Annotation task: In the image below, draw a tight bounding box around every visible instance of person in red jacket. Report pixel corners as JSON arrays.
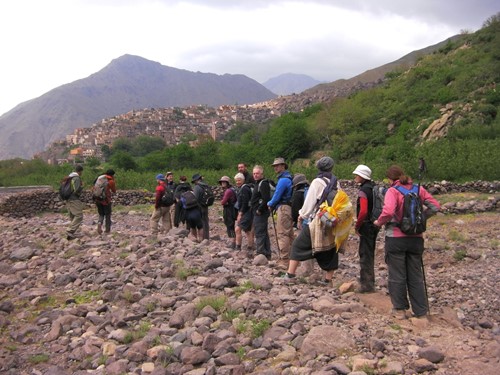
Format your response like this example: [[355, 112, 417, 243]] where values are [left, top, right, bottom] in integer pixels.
[[150, 174, 171, 236], [96, 169, 116, 234], [353, 164, 379, 293], [373, 165, 440, 320]]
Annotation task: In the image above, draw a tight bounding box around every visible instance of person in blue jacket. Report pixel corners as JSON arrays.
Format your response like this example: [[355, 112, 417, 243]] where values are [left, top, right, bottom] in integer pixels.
[[267, 157, 293, 270]]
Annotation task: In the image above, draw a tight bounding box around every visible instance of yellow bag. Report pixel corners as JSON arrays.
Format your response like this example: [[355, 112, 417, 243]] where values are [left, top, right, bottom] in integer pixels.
[[317, 189, 354, 250]]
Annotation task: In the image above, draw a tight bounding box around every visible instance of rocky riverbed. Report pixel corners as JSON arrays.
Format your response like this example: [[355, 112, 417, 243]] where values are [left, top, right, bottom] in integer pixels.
[[0, 197, 499, 375]]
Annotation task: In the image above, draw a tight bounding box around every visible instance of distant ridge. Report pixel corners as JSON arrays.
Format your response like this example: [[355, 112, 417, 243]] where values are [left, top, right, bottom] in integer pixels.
[[0, 55, 276, 159], [262, 73, 324, 95]]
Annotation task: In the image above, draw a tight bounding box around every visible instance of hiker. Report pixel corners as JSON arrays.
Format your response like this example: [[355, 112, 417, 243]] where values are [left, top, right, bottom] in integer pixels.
[[352, 164, 379, 293], [165, 171, 177, 225], [94, 169, 117, 235], [291, 173, 309, 229], [267, 157, 294, 270], [281, 156, 349, 285], [192, 173, 211, 240], [291, 173, 314, 275], [373, 165, 440, 319], [238, 162, 255, 184], [65, 165, 84, 240], [180, 188, 203, 243], [418, 157, 427, 178], [234, 172, 255, 255], [150, 174, 171, 235], [173, 176, 191, 228], [219, 175, 238, 249], [251, 165, 272, 260]]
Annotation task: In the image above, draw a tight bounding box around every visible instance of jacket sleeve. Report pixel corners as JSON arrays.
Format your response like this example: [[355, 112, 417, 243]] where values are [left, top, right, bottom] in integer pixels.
[[221, 189, 232, 206], [154, 186, 164, 208], [356, 197, 369, 230], [240, 185, 251, 213], [267, 176, 291, 208], [376, 187, 399, 226], [421, 187, 440, 217]]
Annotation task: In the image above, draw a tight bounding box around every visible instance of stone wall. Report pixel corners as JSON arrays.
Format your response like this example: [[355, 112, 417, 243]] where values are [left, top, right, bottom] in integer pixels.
[[0, 180, 498, 218]]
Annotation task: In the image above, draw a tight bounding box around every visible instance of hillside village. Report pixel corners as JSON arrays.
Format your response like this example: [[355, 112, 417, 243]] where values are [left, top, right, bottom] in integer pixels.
[[36, 101, 288, 164]]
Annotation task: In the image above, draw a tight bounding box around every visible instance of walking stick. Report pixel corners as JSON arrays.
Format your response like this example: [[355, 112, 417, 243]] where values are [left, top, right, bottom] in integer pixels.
[[421, 256, 430, 315]]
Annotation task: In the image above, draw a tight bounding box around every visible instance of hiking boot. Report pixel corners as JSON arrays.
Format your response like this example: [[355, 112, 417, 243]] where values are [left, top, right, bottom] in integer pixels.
[[280, 272, 296, 281], [317, 279, 333, 286], [356, 285, 375, 293], [392, 309, 408, 320], [97, 224, 103, 235], [66, 233, 76, 241]]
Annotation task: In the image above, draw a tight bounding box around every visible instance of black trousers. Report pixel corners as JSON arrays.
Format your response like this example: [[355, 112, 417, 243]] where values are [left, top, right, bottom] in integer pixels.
[[253, 210, 271, 257], [358, 222, 379, 290], [385, 236, 427, 316], [96, 202, 112, 231]]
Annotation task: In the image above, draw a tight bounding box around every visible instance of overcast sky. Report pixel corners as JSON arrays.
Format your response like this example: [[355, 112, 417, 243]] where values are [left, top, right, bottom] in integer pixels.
[[0, 0, 498, 116]]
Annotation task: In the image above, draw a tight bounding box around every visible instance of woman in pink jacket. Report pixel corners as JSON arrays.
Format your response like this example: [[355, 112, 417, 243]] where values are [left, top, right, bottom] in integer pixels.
[[373, 165, 440, 319]]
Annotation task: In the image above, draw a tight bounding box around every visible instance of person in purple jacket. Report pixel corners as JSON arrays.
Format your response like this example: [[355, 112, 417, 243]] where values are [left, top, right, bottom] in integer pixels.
[[374, 165, 440, 320]]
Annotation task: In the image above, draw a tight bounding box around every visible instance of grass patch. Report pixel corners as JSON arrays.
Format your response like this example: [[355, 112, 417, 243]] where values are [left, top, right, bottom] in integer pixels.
[[234, 317, 270, 338], [435, 192, 498, 205], [222, 308, 240, 322], [74, 290, 101, 304], [233, 280, 262, 296], [173, 259, 200, 280], [28, 353, 50, 364], [389, 323, 402, 331], [62, 248, 78, 259], [453, 249, 467, 261], [196, 295, 227, 313], [448, 229, 467, 242]]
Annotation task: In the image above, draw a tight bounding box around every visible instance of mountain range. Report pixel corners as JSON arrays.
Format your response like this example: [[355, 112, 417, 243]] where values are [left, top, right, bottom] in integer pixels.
[[261, 73, 325, 95], [0, 55, 276, 160], [0, 36, 460, 160]]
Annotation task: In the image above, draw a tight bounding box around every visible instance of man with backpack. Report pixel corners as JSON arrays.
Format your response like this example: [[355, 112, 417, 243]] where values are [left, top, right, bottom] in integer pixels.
[[280, 157, 344, 284], [267, 157, 294, 270], [165, 171, 177, 225], [251, 165, 272, 260], [291, 173, 309, 229], [234, 172, 255, 254], [174, 176, 191, 228], [373, 165, 440, 320], [63, 165, 84, 240], [93, 169, 116, 235], [150, 174, 172, 236], [192, 173, 213, 241], [352, 165, 379, 293]]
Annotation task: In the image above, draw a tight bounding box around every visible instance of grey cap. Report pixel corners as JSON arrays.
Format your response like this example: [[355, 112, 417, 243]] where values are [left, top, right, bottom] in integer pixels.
[[316, 156, 334, 172]]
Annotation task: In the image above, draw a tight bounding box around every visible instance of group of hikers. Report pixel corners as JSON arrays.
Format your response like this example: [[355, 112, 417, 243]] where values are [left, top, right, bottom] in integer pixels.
[[61, 156, 440, 320]]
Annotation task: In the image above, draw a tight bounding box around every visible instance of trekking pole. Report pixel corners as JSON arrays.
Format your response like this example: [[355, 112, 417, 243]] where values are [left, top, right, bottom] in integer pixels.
[[271, 209, 282, 260], [421, 256, 430, 315]]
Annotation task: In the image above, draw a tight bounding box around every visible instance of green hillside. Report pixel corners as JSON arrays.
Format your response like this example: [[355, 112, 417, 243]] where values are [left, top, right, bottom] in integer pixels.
[[313, 16, 500, 181]]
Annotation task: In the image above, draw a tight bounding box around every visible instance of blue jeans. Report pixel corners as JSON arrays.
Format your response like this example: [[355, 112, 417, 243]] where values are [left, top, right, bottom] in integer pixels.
[[385, 236, 427, 316]]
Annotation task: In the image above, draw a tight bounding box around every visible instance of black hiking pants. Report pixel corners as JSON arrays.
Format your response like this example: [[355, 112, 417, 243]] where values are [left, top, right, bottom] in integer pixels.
[[358, 222, 379, 291], [385, 236, 427, 317], [253, 209, 271, 258]]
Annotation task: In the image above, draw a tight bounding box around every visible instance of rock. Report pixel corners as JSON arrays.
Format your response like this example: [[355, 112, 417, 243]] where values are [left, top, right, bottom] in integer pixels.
[[413, 358, 437, 373], [418, 346, 445, 363]]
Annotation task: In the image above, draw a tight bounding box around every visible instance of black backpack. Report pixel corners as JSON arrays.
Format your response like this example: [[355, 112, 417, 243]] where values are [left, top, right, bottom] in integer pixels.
[[198, 184, 215, 207], [181, 191, 199, 209], [394, 184, 426, 234], [370, 184, 387, 222], [161, 187, 175, 206], [59, 176, 73, 200]]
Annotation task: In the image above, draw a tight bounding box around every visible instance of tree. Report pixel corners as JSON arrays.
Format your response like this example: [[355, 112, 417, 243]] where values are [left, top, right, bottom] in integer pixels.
[[111, 151, 137, 171]]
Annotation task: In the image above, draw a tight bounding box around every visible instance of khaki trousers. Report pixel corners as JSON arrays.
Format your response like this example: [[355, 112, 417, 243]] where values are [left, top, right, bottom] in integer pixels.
[[66, 199, 84, 235], [150, 206, 171, 234], [276, 204, 294, 262]]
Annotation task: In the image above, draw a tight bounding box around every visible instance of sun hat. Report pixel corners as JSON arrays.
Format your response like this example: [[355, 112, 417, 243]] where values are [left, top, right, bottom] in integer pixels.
[[219, 176, 231, 184], [316, 156, 334, 172], [352, 165, 372, 180], [271, 157, 288, 169], [156, 173, 165, 181], [292, 173, 308, 188], [191, 173, 202, 183]]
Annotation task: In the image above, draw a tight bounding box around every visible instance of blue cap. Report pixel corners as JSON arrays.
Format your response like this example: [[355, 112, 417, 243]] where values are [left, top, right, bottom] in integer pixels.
[[156, 174, 165, 180]]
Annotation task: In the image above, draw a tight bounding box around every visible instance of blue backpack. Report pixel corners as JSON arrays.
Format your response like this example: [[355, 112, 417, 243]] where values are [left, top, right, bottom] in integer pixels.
[[394, 184, 426, 234]]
